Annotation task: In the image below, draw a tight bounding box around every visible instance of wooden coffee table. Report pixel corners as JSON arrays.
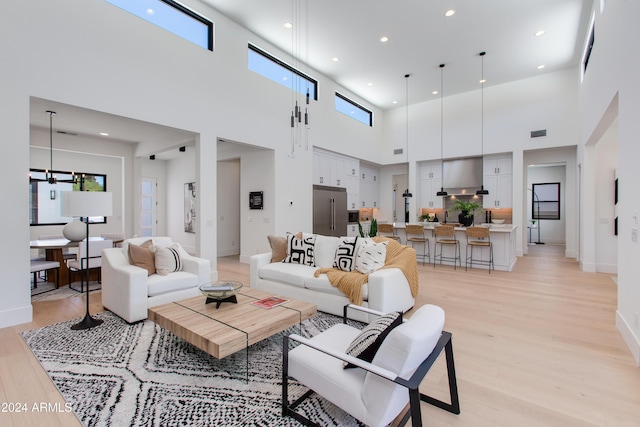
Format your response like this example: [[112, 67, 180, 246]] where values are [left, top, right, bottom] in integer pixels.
[[148, 287, 316, 360]]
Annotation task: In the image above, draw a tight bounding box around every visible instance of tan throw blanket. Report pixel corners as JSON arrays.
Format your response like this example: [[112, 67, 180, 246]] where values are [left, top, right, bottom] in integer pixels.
[[314, 237, 419, 305]]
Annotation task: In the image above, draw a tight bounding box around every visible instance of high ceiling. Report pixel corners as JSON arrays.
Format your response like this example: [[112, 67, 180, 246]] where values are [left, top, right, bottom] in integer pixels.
[[201, 0, 592, 109], [29, 1, 592, 155]]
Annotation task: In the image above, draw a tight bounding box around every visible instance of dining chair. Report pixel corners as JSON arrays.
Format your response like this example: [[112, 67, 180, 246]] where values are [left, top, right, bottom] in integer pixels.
[[68, 239, 113, 292], [30, 260, 60, 289], [433, 225, 461, 269], [465, 226, 494, 273]]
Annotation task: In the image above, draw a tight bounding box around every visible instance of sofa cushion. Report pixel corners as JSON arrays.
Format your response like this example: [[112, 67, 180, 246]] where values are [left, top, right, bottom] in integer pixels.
[[147, 271, 199, 297], [344, 311, 402, 368], [154, 243, 183, 275], [259, 262, 316, 288], [304, 274, 369, 301], [284, 233, 317, 266], [128, 240, 155, 275], [355, 241, 388, 274], [313, 235, 340, 268], [332, 236, 359, 272], [267, 235, 287, 262]]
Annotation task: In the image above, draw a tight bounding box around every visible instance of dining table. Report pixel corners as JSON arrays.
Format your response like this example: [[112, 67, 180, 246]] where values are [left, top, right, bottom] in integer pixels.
[[30, 237, 122, 286]]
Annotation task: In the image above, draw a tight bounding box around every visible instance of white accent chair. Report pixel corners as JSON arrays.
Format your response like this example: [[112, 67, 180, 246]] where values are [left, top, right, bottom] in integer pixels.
[[101, 237, 210, 323], [282, 304, 460, 427], [67, 239, 113, 292]]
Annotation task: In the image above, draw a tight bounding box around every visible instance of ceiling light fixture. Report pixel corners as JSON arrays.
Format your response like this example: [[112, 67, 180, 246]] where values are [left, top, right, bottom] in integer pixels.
[[289, 0, 311, 157], [331, 57, 339, 62], [437, 64, 448, 197], [99, 132, 109, 136], [477, 52, 489, 196], [30, 111, 78, 185], [380, 36, 389, 43], [537, 64, 545, 70], [402, 73, 413, 222], [534, 30, 545, 37], [445, 9, 455, 17]]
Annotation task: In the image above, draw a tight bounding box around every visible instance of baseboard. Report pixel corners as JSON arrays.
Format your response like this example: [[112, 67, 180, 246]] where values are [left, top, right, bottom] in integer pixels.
[[616, 310, 640, 366], [580, 259, 597, 273], [0, 304, 33, 328], [596, 263, 618, 274], [565, 249, 576, 258]]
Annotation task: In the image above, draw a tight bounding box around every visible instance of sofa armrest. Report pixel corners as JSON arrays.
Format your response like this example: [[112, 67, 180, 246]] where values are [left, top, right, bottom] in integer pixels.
[[250, 252, 272, 289], [101, 247, 150, 323], [181, 254, 211, 285], [367, 268, 415, 314]]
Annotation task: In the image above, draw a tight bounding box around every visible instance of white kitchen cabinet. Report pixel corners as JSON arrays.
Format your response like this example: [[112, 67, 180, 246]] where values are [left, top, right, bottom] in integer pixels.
[[418, 161, 443, 209], [360, 165, 379, 208], [347, 223, 360, 237], [482, 156, 512, 208]]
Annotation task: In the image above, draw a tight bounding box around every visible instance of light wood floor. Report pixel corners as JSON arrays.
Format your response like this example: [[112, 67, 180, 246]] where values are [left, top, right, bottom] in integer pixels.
[[2, 245, 639, 426]]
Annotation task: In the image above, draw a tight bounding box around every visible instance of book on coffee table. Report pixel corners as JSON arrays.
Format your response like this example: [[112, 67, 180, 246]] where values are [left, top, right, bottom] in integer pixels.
[[251, 296, 288, 309]]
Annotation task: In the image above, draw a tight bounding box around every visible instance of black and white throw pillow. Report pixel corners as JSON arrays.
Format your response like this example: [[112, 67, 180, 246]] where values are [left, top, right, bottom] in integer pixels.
[[333, 236, 359, 272], [344, 311, 402, 368], [283, 232, 316, 266], [355, 240, 388, 274]]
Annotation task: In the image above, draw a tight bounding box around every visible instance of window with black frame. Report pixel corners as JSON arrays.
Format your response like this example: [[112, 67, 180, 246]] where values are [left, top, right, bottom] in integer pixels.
[[29, 169, 107, 225], [532, 182, 560, 220]]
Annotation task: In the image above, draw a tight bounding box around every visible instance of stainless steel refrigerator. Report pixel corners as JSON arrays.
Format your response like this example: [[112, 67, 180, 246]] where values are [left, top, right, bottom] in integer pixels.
[[313, 185, 348, 237]]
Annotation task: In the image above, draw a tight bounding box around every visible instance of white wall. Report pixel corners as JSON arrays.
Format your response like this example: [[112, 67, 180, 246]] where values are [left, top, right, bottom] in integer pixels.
[[578, 0, 640, 365], [217, 159, 241, 257], [526, 165, 566, 245], [594, 122, 618, 273], [166, 147, 198, 254]]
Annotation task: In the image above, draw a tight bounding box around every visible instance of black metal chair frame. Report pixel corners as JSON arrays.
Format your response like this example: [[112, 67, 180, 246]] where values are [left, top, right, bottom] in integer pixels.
[[282, 306, 460, 427], [433, 228, 461, 270]]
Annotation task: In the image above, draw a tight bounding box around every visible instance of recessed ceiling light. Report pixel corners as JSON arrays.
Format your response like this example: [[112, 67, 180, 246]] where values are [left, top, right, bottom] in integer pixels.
[[332, 57, 339, 62], [99, 132, 109, 136], [537, 64, 545, 70], [284, 22, 293, 29], [146, 8, 155, 15], [368, 82, 374, 86], [479, 79, 486, 84], [445, 9, 455, 17], [534, 30, 545, 37], [432, 90, 439, 95], [392, 100, 398, 104], [380, 36, 389, 43]]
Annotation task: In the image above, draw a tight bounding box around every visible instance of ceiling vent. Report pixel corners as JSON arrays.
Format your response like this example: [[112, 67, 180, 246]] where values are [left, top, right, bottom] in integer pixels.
[[393, 148, 403, 155], [530, 129, 547, 138]]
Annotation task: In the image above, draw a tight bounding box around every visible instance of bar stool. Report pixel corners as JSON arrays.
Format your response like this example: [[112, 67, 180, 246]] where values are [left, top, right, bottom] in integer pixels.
[[377, 223, 400, 242], [465, 226, 494, 273], [433, 225, 461, 269], [405, 224, 430, 265]]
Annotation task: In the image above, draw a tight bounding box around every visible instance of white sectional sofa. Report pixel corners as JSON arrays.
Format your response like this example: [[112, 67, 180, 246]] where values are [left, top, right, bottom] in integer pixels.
[[102, 237, 210, 323], [250, 234, 416, 321]]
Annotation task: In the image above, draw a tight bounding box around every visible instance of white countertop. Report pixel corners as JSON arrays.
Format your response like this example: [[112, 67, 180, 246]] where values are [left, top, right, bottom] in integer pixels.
[[388, 222, 518, 232]]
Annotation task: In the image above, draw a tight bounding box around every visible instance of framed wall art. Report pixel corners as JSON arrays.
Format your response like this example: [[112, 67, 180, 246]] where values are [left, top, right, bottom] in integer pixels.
[[184, 182, 196, 233]]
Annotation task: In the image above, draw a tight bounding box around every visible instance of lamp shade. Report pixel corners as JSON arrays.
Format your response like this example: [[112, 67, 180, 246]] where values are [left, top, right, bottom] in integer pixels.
[[61, 191, 113, 217]]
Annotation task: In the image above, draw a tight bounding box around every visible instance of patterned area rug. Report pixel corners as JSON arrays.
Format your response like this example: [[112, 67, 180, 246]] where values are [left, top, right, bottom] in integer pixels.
[[21, 311, 363, 426]]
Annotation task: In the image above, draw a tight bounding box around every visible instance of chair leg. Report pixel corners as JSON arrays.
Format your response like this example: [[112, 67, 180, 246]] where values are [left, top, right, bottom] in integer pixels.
[[418, 332, 460, 415], [408, 388, 423, 427]]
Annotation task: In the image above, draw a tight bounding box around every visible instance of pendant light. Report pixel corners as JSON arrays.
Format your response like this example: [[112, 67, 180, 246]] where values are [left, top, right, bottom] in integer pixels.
[[402, 74, 412, 222], [436, 64, 448, 197], [288, 0, 310, 156], [476, 51, 489, 195], [29, 110, 77, 185]]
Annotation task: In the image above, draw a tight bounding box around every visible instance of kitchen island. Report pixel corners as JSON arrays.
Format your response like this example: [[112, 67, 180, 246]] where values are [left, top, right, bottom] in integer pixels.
[[391, 223, 517, 272]]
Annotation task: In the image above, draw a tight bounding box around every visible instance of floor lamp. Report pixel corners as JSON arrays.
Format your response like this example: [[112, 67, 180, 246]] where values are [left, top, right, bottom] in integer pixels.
[[61, 191, 113, 330], [527, 187, 544, 244]]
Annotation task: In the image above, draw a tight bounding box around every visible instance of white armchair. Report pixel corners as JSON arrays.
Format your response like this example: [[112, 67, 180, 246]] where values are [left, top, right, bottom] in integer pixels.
[[101, 237, 210, 323], [282, 304, 460, 427]]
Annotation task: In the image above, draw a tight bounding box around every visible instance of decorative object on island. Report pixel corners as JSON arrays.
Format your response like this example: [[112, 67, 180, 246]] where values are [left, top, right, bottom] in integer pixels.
[[476, 52, 490, 196], [436, 63, 448, 197], [419, 213, 439, 222], [402, 189, 412, 223], [448, 199, 482, 227], [61, 190, 113, 330]]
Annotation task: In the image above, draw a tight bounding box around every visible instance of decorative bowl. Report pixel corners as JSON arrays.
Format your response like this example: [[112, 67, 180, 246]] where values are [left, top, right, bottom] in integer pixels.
[[491, 219, 505, 224], [200, 281, 242, 299]]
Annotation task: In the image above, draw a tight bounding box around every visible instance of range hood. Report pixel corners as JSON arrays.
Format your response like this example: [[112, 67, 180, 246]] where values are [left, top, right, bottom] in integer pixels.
[[442, 157, 483, 195]]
